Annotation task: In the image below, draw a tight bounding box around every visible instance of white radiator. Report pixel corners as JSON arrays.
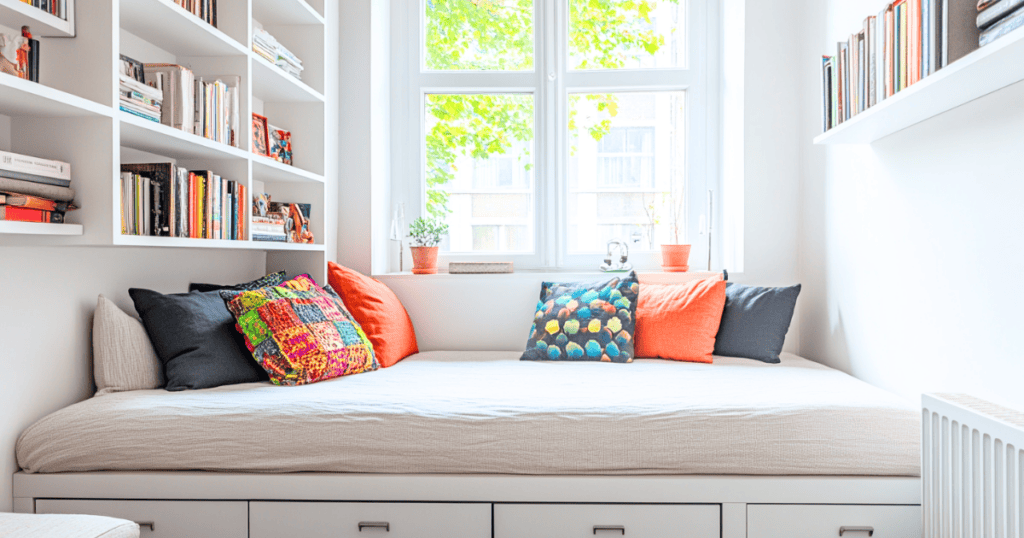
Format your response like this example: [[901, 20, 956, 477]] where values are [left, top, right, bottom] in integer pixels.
[[922, 394, 1024, 538]]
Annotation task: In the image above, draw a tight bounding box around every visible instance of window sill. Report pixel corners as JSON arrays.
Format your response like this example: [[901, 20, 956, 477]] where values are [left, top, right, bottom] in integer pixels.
[[374, 270, 723, 283]]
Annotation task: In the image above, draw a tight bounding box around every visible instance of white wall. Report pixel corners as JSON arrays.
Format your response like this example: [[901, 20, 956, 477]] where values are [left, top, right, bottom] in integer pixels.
[[0, 248, 265, 512], [799, 0, 1024, 411]]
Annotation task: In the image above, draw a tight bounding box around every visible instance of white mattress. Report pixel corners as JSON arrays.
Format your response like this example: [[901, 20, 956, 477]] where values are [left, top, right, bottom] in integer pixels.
[[17, 352, 921, 476]]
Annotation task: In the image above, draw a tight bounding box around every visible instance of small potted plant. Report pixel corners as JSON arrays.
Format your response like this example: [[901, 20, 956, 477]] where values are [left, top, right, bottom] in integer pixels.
[[408, 217, 449, 274], [659, 189, 691, 272]]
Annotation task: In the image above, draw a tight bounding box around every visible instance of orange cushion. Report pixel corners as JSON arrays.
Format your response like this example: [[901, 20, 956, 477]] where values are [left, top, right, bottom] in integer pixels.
[[327, 262, 419, 368], [634, 276, 727, 364]]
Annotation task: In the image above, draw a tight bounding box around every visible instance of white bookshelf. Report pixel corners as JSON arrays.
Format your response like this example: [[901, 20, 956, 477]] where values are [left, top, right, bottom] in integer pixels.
[[0, 0, 334, 277], [815, 25, 1024, 145]]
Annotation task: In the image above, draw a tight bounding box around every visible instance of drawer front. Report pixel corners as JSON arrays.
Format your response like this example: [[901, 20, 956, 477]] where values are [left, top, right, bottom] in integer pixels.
[[747, 504, 922, 538], [494, 503, 720, 538], [35, 499, 248, 538], [250, 502, 491, 538]]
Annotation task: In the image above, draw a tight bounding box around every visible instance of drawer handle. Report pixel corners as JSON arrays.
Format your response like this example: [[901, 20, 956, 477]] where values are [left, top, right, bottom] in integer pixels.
[[594, 525, 625, 535], [839, 527, 874, 537], [358, 521, 390, 532], [135, 521, 155, 531]]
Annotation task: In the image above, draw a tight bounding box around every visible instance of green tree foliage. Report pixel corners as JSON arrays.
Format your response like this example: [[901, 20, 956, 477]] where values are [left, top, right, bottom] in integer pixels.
[[424, 0, 677, 218]]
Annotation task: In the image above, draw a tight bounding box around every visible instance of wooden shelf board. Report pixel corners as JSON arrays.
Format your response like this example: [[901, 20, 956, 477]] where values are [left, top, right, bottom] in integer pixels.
[[0, 74, 111, 118], [120, 0, 246, 57], [816, 26, 1024, 145], [251, 53, 324, 103], [115, 234, 325, 251], [0, 221, 83, 235], [252, 0, 324, 26], [119, 112, 249, 162], [0, 0, 73, 37], [252, 156, 324, 184]]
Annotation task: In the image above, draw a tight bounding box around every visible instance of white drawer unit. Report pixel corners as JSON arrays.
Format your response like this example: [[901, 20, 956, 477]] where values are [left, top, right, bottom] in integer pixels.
[[494, 503, 720, 538], [249, 502, 491, 538], [747, 504, 922, 538], [34, 499, 248, 538]]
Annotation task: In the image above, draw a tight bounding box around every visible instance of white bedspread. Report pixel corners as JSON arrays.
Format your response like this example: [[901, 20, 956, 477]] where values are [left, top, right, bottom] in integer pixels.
[[17, 352, 920, 476]]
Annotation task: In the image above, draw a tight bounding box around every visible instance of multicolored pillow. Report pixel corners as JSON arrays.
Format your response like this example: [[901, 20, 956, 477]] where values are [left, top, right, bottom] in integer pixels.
[[221, 274, 378, 386], [521, 272, 640, 363]]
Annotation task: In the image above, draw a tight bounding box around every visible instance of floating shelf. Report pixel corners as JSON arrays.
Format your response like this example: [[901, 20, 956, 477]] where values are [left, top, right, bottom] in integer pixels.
[[815, 26, 1024, 145], [119, 112, 249, 162], [119, 0, 246, 57], [0, 0, 73, 37], [0, 221, 83, 236], [0, 74, 110, 118], [115, 234, 326, 251], [251, 53, 324, 103], [252, 0, 323, 26], [252, 155, 325, 184]]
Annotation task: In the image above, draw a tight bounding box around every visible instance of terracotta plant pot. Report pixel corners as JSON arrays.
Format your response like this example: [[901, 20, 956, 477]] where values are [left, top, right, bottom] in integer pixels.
[[660, 244, 692, 273], [410, 246, 440, 274]]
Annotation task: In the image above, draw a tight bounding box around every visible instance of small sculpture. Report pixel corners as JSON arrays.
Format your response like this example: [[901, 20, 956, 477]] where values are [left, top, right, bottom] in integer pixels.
[[600, 240, 633, 273]]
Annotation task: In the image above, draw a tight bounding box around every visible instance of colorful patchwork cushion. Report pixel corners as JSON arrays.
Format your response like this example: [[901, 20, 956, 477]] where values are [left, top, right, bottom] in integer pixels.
[[221, 274, 378, 385], [521, 272, 640, 363]]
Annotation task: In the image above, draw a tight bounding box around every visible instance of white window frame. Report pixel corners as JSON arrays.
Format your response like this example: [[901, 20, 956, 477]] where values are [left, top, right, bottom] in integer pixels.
[[390, 0, 721, 271]]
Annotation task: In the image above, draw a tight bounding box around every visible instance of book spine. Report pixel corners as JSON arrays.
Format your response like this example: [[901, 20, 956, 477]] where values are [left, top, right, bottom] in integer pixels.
[[980, 5, 1024, 44], [0, 206, 63, 223], [0, 169, 71, 188], [120, 106, 161, 123], [0, 150, 71, 180], [978, 0, 1024, 28]]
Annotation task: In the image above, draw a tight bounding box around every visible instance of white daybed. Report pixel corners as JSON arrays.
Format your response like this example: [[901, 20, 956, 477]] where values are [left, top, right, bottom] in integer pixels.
[[14, 351, 923, 538]]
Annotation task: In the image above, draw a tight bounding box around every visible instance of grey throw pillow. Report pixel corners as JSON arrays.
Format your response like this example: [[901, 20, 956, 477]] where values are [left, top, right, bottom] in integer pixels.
[[713, 283, 801, 363], [93, 295, 164, 395]]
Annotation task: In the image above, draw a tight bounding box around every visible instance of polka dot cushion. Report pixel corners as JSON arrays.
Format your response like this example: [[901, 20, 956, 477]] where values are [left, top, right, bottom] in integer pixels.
[[221, 274, 378, 385], [521, 271, 640, 363]]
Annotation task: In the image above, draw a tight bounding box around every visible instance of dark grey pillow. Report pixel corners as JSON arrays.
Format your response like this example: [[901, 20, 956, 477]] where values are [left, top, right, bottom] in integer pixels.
[[129, 288, 269, 391], [188, 271, 287, 293], [713, 283, 801, 364]]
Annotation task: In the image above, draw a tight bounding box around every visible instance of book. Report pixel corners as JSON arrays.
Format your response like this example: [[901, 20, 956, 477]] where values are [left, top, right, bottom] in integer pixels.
[[0, 169, 71, 188], [909, 0, 922, 86], [0, 205, 64, 223], [0, 192, 74, 212], [944, 0, 982, 65], [978, 0, 1024, 28], [143, 64, 195, 134], [0, 176, 74, 202], [0, 150, 71, 181], [886, 4, 895, 97], [980, 3, 1024, 43]]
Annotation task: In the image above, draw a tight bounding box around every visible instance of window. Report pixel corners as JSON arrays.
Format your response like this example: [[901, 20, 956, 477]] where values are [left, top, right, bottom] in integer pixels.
[[392, 0, 719, 269]]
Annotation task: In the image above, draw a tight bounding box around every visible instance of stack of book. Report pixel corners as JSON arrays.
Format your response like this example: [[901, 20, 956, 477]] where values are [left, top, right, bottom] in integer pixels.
[[820, 0, 986, 132], [173, 0, 217, 27], [20, 0, 68, 20], [121, 163, 245, 240], [119, 55, 163, 124], [252, 26, 304, 81], [978, 0, 1024, 46], [0, 150, 76, 224], [251, 194, 314, 243], [142, 64, 239, 148]]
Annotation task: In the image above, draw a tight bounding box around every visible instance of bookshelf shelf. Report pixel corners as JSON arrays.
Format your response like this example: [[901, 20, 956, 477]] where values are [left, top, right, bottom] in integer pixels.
[[119, 113, 249, 162], [252, 156, 325, 184], [0, 74, 111, 118], [815, 26, 1024, 145], [252, 0, 323, 26], [0, 221, 83, 235], [114, 234, 325, 251], [0, 0, 73, 37], [251, 53, 324, 103], [119, 0, 246, 57]]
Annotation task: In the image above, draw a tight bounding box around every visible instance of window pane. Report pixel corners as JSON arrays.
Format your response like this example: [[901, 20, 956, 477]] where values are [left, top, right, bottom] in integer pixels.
[[424, 0, 534, 71], [425, 93, 535, 253], [568, 0, 685, 70], [568, 91, 686, 253]]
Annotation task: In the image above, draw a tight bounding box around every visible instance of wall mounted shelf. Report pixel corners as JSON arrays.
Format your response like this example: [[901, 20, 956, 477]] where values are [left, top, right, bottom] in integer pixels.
[[815, 26, 1024, 145]]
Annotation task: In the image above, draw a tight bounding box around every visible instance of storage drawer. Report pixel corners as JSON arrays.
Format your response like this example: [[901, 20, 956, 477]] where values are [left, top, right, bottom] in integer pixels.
[[250, 502, 491, 538], [494, 503, 720, 538], [747, 504, 921, 538], [35, 499, 248, 538]]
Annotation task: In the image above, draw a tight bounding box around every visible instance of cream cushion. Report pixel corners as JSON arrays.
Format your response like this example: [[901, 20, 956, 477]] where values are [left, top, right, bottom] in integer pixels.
[[93, 295, 163, 395], [0, 513, 139, 538]]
